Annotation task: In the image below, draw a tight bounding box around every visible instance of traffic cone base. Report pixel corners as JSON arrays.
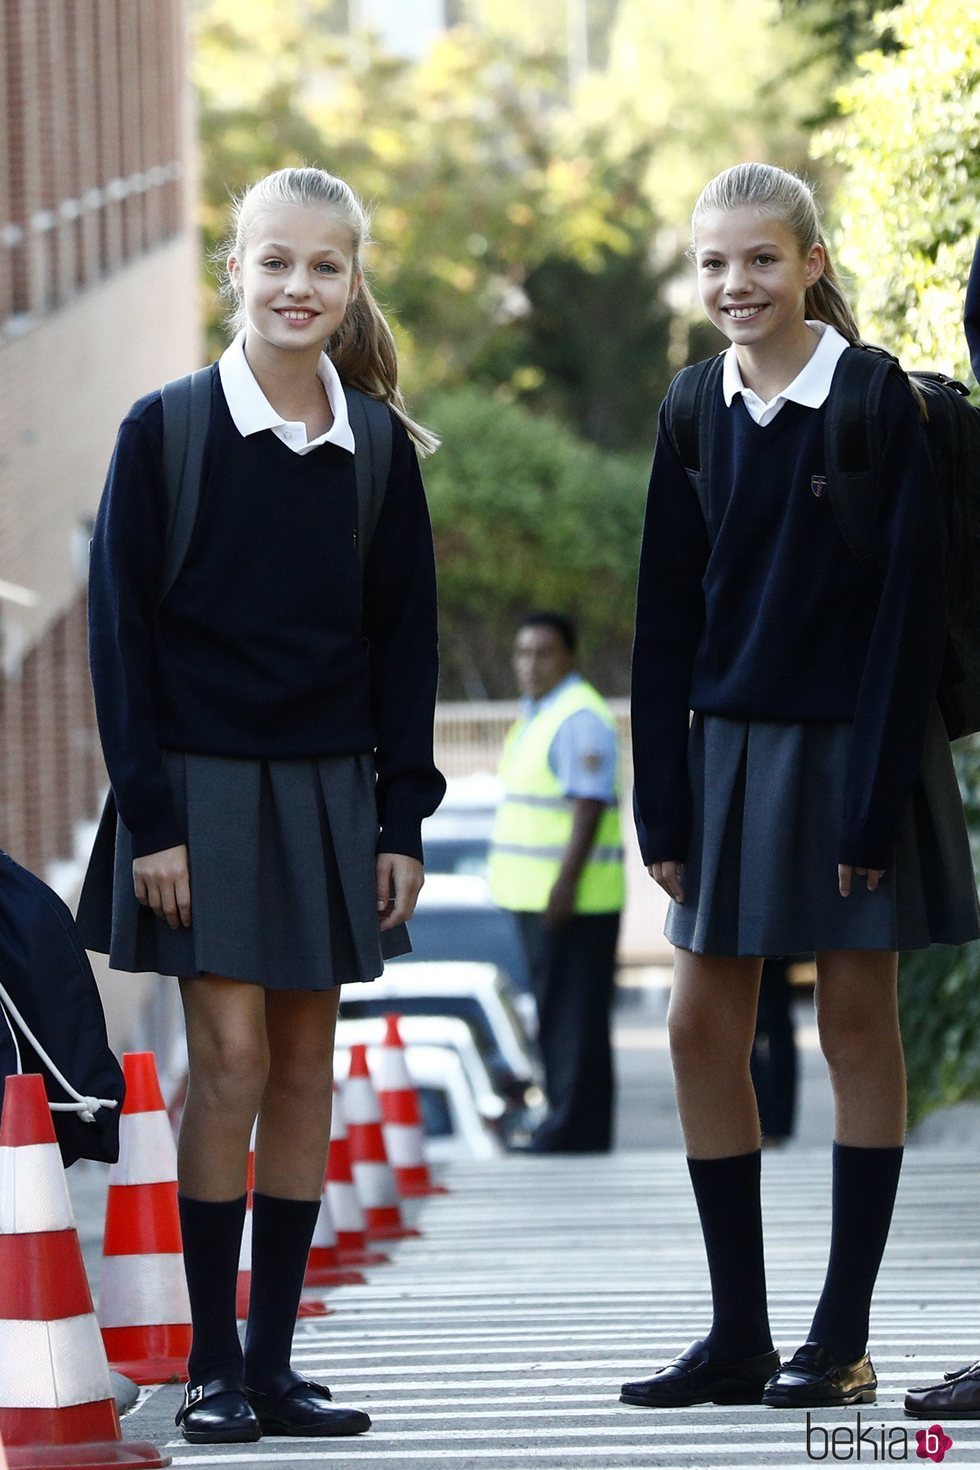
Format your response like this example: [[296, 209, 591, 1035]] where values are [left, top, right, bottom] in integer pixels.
[[336, 1239, 390, 1267], [304, 1258, 367, 1288], [100, 1321, 190, 1385], [5, 1439, 169, 1469], [305, 1190, 367, 1289], [381, 1123, 449, 1196], [363, 1207, 421, 1242], [234, 1275, 331, 1320], [394, 1165, 449, 1197]]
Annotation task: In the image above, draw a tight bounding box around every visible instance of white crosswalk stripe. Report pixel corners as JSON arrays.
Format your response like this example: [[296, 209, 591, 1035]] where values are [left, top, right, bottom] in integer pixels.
[[153, 1149, 980, 1467]]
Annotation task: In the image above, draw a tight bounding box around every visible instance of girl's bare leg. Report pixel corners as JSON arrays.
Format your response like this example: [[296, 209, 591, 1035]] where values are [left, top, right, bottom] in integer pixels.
[[668, 948, 765, 1156], [814, 949, 904, 1146], [254, 987, 341, 1198], [178, 974, 270, 1199]]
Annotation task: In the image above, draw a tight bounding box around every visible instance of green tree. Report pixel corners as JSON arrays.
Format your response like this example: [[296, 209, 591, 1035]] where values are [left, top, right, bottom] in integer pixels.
[[813, 0, 979, 378], [421, 387, 647, 696]]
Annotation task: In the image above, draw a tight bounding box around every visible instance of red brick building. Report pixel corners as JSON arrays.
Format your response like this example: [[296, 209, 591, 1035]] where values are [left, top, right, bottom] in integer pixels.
[[0, 0, 201, 880]]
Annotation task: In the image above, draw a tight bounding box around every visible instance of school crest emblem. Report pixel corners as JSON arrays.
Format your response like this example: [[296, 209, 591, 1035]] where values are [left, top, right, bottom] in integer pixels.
[[810, 475, 827, 499]]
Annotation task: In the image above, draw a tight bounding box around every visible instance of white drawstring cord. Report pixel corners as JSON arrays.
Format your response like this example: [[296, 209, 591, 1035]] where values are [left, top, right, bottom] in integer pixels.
[[0, 978, 118, 1125]]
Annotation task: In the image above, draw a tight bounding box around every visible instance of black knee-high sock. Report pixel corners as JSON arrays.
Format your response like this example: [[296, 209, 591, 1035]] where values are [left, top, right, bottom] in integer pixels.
[[178, 1193, 247, 1384], [243, 1192, 321, 1391], [687, 1150, 773, 1363], [808, 1142, 904, 1362]]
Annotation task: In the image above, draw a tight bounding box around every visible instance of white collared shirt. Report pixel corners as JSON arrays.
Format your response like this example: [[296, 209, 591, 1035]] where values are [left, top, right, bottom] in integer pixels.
[[217, 332, 356, 455], [722, 321, 849, 426]]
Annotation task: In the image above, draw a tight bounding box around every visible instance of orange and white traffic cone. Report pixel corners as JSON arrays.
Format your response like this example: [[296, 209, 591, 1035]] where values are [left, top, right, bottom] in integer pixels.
[[0, 1072, 170, 1469], [305, 1183, 366, 1288], [327, 1084, 389, 1269], [375, 1014, 448, 1197], [342, 1045, 420, 1242], [97, 1052, 191, 1384], [236, 1132, 328, 1320]]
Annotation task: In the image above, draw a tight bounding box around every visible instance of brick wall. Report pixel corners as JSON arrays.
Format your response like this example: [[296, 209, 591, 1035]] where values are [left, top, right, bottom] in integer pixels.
[[0, 0, 199, 877]]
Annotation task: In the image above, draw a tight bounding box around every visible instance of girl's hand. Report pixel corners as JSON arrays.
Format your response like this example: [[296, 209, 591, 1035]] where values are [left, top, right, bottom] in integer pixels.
[[838, 863, 885, 897], [133, 844, 191, 929], [376, 853, 424, 931], [649, 860, 685, 903]]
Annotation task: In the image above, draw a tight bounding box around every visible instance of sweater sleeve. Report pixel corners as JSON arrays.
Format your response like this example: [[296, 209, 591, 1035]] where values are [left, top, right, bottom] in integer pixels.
[[362, 416, 446, 861], [838, 372, 947, 870], [630, 401, 710, 866], [88, 396, 187, 859], [966, 235, 980, 383]]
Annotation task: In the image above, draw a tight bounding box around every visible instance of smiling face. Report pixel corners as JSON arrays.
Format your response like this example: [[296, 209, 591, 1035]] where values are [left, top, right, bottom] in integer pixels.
[[694, 206, 824, 356], [228, 202, 360, 356]]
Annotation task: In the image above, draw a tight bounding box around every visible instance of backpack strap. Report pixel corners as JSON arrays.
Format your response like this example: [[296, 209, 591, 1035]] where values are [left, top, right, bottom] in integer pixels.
[[159, 365, 214, 606], [344, 386, 393, 559], [823, 345, 900, 564], [664, 354, 724, 536]]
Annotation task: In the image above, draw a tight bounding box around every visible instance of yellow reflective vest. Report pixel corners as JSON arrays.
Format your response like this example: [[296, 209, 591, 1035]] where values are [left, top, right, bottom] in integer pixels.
[[489, 679, 625, 914]]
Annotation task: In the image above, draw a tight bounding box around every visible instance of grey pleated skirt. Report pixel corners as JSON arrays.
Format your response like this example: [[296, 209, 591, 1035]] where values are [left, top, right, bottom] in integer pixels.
[[75, 751, 411, 988], [665, 705, 980, 956]]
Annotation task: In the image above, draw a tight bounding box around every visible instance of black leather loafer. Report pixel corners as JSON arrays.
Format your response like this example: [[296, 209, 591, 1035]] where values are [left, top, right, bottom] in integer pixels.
[[246, 1370, 371, 1437], [763, 1342, 876, 1408], [905, 1360, 980, 1419], [175, 1376, 261, 1444], [620, 1339, 780, 1407]]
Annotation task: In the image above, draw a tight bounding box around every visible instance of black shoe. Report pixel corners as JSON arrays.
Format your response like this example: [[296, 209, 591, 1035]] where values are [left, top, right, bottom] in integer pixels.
[[246, 1370, 371, 1437], [905, 1360, 980, 1419], [762, 1342, 876, 1408], [175, 1377, 261, 1444], [620, 1339, 780, 1408]]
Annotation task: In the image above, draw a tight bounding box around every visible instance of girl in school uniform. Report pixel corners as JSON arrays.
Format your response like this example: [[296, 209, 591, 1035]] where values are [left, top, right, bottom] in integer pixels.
[[623, 163, 979, 1412], [78, 166, 445, 1443]]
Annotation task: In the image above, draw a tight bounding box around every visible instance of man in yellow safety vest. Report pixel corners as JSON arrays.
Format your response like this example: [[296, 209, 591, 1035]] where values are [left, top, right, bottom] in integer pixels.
[[489, 612, 625, 1151]]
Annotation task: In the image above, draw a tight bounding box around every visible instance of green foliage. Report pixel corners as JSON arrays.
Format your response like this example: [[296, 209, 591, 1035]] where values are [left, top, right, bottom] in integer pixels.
[[813, 0, 979, 379], [194, 0, 844, 445], [420, 386, 647, 696], [900, 738, 980, 1127]]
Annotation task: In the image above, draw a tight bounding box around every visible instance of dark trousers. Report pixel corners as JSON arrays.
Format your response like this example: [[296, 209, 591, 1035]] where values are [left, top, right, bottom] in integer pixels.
[[750, 956, 798, 1140], [515, 909, 620, 1152]]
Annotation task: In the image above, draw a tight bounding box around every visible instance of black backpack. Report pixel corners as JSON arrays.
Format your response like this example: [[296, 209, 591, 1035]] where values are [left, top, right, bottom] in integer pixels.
[[158, 366, 394, 602], [0, 849, 124, 1165], [665, 346, 980, 741]]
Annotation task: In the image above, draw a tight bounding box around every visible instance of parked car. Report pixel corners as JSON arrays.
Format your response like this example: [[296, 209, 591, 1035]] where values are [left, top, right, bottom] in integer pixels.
[[334, 1040, 503, 1162], [395, 873, 531, 996], [421, 774, 499, 877], [339, 960, 544, 1138], [335, 1012, 543, 1148]]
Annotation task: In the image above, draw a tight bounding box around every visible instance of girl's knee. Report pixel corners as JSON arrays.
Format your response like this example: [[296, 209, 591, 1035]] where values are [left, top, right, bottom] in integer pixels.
[[266, 1040, 335, 1099], [668, 1004, 741, 1073], [187, 1032, 269, 1106]]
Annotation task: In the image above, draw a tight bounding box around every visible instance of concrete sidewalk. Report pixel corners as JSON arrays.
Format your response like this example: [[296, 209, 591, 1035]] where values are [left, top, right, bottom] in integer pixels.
[[68, 1147, 980, 1469]]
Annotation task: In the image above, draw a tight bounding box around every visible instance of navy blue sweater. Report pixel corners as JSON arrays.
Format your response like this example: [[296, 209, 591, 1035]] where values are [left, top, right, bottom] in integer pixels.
[[631, 369, 946, 872], [89, 369, 445, 861]]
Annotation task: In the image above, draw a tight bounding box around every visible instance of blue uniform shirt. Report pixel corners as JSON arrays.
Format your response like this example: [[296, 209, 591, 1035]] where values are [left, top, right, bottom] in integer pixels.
[[518, 674, 618, 805]]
